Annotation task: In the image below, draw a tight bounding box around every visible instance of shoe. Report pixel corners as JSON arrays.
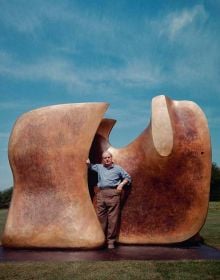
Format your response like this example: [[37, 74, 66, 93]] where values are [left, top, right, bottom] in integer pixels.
[[108, 243, 115, 249]]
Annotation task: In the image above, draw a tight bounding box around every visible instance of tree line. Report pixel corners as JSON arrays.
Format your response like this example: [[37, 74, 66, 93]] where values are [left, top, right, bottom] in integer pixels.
[[210, 162, 220, 201], [0, 187, 13, 209], [0, 163, 220, 208]]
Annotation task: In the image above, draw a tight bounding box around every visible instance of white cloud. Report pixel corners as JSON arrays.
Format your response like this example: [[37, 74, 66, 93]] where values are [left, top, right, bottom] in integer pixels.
[[0, 53, 82, 87], [83, 60, 163, 89], [0, 2, 218, 99], [0, 2, 165, 91], [154, 5, 208, 40], [147, 5, 219, 95], [116, 61, 162, 87], [0, 50, 163, 92], [169, 5, 207, 38], [0, 0, 116, 36]]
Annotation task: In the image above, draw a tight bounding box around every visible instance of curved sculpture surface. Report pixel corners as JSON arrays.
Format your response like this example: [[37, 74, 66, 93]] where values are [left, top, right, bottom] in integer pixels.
[[2, 95, 211, 247], [2, 103, 107, 248], [89, 95, 211, 244]]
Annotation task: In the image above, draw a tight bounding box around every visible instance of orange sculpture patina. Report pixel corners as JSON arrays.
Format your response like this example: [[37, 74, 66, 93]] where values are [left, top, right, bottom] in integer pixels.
[[2, 103, 107, 248], [2, 95, 211, 248], [89, 95, 211, 244]]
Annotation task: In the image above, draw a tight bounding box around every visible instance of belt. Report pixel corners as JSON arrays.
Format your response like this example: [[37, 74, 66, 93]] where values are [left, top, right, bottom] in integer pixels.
[[99, 186, 117, 190]]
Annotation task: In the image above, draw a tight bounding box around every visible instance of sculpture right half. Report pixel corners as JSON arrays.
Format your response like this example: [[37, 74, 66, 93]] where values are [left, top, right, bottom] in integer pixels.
[[90, 95, 211, 244]]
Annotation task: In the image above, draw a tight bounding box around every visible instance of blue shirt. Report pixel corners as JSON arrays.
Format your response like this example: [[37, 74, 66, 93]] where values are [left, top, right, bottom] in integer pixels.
[[90, 164, 131, 188]]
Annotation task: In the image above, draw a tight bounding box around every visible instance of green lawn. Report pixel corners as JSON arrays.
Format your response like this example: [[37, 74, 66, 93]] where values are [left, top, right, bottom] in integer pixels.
[[200, 202, 220, 248], [0, 260, 219, 280], [0, 203, 219, 280]]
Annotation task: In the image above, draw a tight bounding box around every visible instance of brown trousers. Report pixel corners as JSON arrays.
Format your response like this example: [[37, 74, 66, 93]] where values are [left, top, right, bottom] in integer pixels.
[[96, 188, 121, 245]]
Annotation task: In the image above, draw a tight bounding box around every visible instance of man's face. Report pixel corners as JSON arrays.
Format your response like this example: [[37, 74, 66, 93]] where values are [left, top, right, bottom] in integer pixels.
[[102, 153, 113, 167]]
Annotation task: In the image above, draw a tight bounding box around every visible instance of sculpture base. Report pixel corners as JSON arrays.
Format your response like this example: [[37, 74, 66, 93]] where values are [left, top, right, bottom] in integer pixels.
[[0, 244, 220, 261]]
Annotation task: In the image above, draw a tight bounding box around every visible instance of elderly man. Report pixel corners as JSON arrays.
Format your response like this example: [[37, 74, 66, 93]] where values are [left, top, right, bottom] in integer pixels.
[[87, 151, 131, 249]]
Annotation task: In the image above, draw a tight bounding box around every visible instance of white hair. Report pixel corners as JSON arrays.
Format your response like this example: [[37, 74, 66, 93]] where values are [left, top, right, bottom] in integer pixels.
[[102, 151, 112, 158]]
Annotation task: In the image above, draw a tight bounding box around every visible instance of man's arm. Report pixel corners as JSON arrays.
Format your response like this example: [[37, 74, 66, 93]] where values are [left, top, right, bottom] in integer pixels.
[[117, 178, 130, 192], [116, 167, 131, 192], [86, 159, 98, 172]]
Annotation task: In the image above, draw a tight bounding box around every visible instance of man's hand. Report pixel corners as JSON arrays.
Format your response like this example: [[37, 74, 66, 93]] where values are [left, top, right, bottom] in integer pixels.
[[116, 183, 124, 193], [116, 178, 129, 193], [86, 159, 90, 165]]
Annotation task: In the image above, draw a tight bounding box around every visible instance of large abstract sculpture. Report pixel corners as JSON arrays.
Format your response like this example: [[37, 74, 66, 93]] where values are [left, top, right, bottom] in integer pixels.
[[90, 95, 211, 244], [2, 103, 107, 248], [2, 95, 211, 248]]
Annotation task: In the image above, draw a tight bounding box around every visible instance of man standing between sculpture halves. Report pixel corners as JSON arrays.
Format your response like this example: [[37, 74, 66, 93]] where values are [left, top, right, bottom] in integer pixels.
[[87, 151, 131, 249]]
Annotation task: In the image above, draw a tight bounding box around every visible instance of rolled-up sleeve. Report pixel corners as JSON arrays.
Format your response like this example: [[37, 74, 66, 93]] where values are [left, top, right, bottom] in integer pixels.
[[89, 164, 99, 172], [120, 167, 131, 184]]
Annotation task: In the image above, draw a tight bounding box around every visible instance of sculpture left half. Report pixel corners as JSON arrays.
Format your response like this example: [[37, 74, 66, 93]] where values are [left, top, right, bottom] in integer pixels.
[[2, 103, 108, 249]]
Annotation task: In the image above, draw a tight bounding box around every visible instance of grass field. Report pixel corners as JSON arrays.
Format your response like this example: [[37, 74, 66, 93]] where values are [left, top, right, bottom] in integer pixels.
[[200, 202, 220, 248], [0, 260, 219, 280], [0, 203, 219, 279]]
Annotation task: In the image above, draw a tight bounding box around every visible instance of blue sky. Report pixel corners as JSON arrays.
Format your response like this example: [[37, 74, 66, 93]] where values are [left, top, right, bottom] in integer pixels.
[[0, 0, 219, 190]]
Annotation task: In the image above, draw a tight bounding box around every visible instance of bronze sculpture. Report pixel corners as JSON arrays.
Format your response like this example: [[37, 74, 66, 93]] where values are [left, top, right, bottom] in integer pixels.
[[2, 95, 211, 248], [2, 103, 107, 248], [90, 95, 211, 244]]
